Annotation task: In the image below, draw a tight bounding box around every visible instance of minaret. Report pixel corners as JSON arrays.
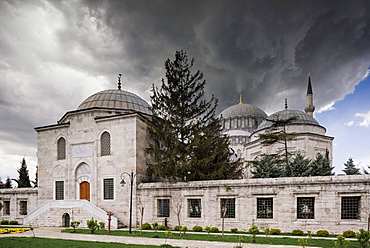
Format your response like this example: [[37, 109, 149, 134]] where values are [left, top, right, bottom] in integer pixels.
[[304, 73, 315, 116]]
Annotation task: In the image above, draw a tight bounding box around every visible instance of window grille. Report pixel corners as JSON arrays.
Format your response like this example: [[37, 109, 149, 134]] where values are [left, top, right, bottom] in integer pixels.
[[103, 178, 114, 200], [188, 199, 201, 218], [3, 201, 10, 215], [20, 201, 27, 215], [57, 137, 66, 160], [257, 198, 273, 218], [157, 199, 170, 217], [55, 181, 64, 200], [297, 197, 315, 219], [220, 198, 235, 218], [341, 196, 360, 219], [101, 132, 111, 156]]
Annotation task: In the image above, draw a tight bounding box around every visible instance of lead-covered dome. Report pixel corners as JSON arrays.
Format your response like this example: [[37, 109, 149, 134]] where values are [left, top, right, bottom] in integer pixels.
[[256, 109, 320, 131], [218, 103, 267, 119], [77, 89, 151, 115]]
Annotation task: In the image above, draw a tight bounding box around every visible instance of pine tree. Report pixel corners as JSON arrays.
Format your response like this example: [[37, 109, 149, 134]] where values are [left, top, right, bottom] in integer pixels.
[[285, 153, 311, 177], [13, 157, 32, 188], [146, 50, 241, 181], [0, 177, 4, 188], [250, 154, 283, 178], [258, 115, 297, 167], [309, 150, 334, 176], [33, 166, 38, 187], [342, 157, 361, 175], [5, 176, 12, 188]]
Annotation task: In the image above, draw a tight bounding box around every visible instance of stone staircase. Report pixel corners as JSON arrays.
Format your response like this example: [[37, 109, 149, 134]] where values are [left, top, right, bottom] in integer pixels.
[[23, 200, 118, 228]]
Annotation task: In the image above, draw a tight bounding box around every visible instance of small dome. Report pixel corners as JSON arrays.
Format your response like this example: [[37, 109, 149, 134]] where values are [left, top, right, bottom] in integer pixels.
[[218, 103, 267, 119], [77, 89, 151, 115], [256, 109, 320, 131]]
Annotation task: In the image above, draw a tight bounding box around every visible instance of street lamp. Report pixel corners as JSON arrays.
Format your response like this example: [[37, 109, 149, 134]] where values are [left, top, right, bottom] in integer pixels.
[[120, 171, 142, 234]]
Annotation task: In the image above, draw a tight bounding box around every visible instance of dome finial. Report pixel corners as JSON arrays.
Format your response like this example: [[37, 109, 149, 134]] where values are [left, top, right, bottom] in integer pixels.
[[285, 98, 288, 109], [239, 94, 243, 104], [118, 74, 122, 90]]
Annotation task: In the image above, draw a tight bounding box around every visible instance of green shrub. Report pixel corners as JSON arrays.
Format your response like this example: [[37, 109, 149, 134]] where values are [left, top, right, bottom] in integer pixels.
[[292, 229, 304, 235], [174, 225, 182, 231], [271, 228, 281, 235], [9, 220, 18, 225], [70, 221, 80, 233], [316, 230, 329, 237], [333, 235, 350, 248], [98, 222, 105, 230], [356, 229, 370, 248], [343, 230, 356, 238], [87, 218, 98, 234], [210, 227, 219, 233], [249, 221, 259, 243], [0, 220, 9, 225], [231, 228, 238, 233], [142, 222, 152, 230], [192, 225, 203, 232], [157, 225, 167, 230]]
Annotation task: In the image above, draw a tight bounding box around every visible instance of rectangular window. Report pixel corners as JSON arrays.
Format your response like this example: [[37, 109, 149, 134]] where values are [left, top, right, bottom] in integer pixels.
[[157, 199, 170, 217], [257, 198, 273, 218], [188, 199, 201, 218], [103, 178, 114, 200], [20, 201, 27, 215], [297, 197, 315, 219], [341, 196, 360, 219], [3, 201, 10, 215], [55, 181, 64, 200], [220, 198, 235, 218]]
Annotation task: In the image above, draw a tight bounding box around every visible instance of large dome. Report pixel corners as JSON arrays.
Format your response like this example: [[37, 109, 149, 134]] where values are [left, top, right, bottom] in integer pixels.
[[77, 89, 151, 115], [218, 103, 267, 119], [256, 109, 320, 131]]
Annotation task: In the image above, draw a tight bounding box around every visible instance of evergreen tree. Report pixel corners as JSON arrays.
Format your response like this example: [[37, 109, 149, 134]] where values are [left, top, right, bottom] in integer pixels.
[[5, 176, 12, 188], [342, 157, 361, 175], [33, 166, 38, 187], [250, 154, 283, 178], [285, 153, 311, 177], [13, 157, 32, 188], [0, 177, 3, 188], [258, 115, 297, 167], [146, 50, 241, 181], [309, 150, 334, 176]]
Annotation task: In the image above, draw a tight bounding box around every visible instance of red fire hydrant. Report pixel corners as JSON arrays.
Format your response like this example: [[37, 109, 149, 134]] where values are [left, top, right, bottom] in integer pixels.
[[107, 212, 113, 233]]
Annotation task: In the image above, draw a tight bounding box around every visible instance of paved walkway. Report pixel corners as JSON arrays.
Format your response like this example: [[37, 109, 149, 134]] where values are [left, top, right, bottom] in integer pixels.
[[0, 227, 322, 248]]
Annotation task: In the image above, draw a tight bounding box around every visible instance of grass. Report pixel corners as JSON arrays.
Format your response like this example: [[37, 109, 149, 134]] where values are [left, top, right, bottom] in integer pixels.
[[0, 237, 160, 248], [62, 228, 360, 248]]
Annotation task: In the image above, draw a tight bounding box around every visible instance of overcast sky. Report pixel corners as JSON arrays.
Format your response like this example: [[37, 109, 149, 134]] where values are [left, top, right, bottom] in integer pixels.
[[1, 0, 370, 184]]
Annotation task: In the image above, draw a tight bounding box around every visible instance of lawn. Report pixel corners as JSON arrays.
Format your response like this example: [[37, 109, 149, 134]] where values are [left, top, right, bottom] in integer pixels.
[[0, 237, 159, 248], [61, 228, 360, 248]]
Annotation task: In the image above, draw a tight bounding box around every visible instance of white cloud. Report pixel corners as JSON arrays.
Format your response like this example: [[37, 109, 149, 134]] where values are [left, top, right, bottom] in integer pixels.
[[345, 121, 354, 126], [355, 111, 370, 127], [317, 102, 336, 113]]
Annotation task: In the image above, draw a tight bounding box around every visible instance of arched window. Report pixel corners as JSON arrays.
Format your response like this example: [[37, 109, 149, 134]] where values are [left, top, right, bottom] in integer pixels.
[[101, 132, 111, 156], [57, 137, 66, 160]]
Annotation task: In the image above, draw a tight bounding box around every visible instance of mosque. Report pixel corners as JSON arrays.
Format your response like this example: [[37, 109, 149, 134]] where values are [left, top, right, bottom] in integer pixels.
[[0, 76, 369, 234]]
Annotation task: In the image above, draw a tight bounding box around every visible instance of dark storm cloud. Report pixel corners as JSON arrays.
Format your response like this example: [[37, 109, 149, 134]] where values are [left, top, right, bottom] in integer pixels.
[[0, 0, 370, 179], [48, 0, 370, 114]]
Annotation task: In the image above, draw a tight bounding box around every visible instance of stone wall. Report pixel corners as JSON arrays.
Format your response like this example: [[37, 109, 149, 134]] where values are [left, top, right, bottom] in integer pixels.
[[0, 187, 38, 224], [137, 175, 370, 234]]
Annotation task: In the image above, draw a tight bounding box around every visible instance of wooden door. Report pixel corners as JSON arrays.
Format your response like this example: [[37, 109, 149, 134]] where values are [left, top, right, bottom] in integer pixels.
[[80, 181, 90, 201]]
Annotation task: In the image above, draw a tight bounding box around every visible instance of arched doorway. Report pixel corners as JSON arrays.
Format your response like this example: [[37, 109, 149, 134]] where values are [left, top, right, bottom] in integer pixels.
[[62, 213, 70, 227], [76, 163, 91, 201], [80, 181, 90, 201]]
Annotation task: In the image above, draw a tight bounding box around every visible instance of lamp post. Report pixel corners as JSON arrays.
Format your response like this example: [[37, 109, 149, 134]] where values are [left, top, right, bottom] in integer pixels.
[[120, 171, 141, 234]]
